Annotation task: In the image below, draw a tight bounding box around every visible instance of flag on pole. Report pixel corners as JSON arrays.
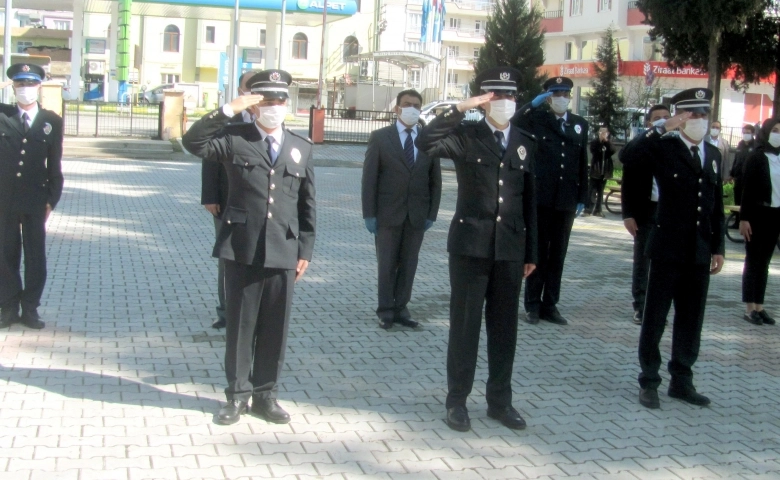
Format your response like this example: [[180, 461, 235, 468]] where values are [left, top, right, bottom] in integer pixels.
[[421, 0, 432, 43]]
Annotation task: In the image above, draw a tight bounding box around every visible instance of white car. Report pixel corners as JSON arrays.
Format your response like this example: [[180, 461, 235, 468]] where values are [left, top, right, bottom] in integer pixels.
[[419, 100, 483, 126]]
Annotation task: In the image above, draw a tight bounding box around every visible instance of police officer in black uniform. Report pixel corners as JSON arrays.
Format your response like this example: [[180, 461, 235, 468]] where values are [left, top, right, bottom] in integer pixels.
[[512, 76, 589, 326], [183, 70, 316, 425], [416, 67, 538, 432], [621, 88, 725, 409], [0, 63, 64, 329]]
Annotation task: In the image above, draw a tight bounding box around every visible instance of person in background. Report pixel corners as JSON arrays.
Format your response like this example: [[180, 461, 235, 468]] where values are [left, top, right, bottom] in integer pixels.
[[706, 120, 732, 182], [738, 118, 780, 326], [586, 126, 615, 217], [729, 124, 756, 228]]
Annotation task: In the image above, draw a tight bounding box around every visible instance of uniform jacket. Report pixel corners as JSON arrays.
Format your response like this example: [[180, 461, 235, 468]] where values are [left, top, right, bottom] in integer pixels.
[[200, 113, 245, 217], [0, 103, 63, 214], [183, 108, 316, 269], [705, 134, 732, 182], [416, 107, 538, 263], [620, 130, 657, 225], [740, 149, 779, 223], [361, 122, 442, 229], [511, 104, 589, 211], [621, 128, 725, 266], [731, 139, 755, 180]]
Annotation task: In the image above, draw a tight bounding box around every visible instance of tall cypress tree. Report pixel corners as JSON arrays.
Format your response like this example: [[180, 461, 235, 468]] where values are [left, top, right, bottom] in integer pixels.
[[470, 0, 546, 105], [588, 27, 624, 134]]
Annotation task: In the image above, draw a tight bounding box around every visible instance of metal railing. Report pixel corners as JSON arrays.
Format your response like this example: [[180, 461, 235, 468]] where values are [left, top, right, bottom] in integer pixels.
[[62, 101, 163, 138], [444, 26, 485, 38], [451, 0, 495, 11], [310, 107, 395, 143], [627, 1, 639, 9], [543, 9, 564, 18]]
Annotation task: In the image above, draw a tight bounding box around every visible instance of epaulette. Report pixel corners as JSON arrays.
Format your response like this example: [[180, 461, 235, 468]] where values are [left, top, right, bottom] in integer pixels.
[[286, 128, 314, 144], [515, 127, 537, 141], [661, 130, 680, 139], [223, 122, 254, 131]]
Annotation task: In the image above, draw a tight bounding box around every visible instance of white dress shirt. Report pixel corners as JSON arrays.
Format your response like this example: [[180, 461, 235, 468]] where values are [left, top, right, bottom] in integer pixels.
[[766, 152, 780, 207]]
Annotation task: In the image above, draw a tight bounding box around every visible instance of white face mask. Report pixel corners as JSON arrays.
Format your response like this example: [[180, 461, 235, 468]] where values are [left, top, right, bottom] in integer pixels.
[[550, 96, 570, 114], [682, 118, 708, 142], [398, 106, 421, 126], [256, 105, 286, 130], [651, 118, 667, 128], [710, 128, 720, 137], [15, 86, 39, 106], [743, 133, 754, 142], [487, 99, 515, 125], [769, 132, 780, 148]]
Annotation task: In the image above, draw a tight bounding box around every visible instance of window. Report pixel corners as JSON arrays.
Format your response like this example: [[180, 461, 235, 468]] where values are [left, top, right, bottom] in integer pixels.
[[206, 26, 215, 43], [161, 74, 180, 83], [475, 20, 481, 34], [581, 39, 597, 60], [570, 0, 582, 16], [617, 37, 629, 60], [564, 42, 573, 60], [163, 25, 180, 53], [292, 33, 308, 60], [448, 45, 459, 57], [53, 20, 71, 30], [473, 47, 480, 60], [598, 0, 611, 11], [449, 17, 461, 29], [259, 29, 266, 46], [410, 69, 421, 87], [447, 72, 459, 84], [407, 41, 423, 52], [408, 13, 421, 31], [342, 36, 359, 61], [16, 41, 33, 53]]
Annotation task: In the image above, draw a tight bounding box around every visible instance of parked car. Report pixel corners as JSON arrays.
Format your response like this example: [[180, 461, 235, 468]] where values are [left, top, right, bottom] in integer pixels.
[[137, 84, 174, 104], [418, 100, 483, 126]]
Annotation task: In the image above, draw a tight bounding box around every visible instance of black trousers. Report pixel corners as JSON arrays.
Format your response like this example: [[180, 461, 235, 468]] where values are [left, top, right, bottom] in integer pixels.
[[587, 177, 606, 214], [223, 260, 294, 402], [524, 206, 576, 314], [375, 218, 426, 321], [446, 254, 523, 409], [638, 260, 710, 390], [742, 206, 780, 304], [0, 210, 47, 312], [213, 216, 226, 321], [631, 203, 657, 314]]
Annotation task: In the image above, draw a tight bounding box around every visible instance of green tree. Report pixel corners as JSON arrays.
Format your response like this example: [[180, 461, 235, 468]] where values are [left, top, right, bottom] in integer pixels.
[[637, 0, 764, 121], [587, 27, 624, 134], [470, 0, 546, 105]]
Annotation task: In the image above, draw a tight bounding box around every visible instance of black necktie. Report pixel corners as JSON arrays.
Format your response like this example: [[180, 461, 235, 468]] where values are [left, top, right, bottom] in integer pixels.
[[21, 112, 29, 134], [691, 145, 701, 169], [265, 136, 276, 165], [494, 130, 506, 156], [558, 118, 565, 133], [404, 128, 415, 168]]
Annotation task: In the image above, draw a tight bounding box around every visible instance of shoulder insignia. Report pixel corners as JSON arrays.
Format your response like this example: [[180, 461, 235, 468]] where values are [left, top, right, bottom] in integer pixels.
[[515, 127, 537, 141], [287, 128, 314, 144]]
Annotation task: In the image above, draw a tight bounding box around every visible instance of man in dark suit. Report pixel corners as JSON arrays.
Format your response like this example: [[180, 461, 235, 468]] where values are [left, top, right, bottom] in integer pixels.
[[362, 89, 442, 330], [201, 70, 257, 330], [417, 67, 538, 432], [183, 69, 316, 425], [512, 76, 589, 326], [621, 88, 725, 409], [621, 104, 670, 325], [0, 64, 64, 329]]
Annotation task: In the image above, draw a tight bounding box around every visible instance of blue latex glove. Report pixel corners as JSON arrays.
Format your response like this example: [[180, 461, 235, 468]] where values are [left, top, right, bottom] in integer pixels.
[[424, 220, 434, 231], [531, 92, 552, 108], [575, 203, 585, 216], [364, 217, 377, 235]]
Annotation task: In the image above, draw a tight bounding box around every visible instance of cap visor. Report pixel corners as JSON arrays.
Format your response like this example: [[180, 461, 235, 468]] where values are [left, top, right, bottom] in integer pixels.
[[547, 85, 571, 92], [12, 73, 42, 82], [677, 106, 711, 114], [251, 91, 288, 100]]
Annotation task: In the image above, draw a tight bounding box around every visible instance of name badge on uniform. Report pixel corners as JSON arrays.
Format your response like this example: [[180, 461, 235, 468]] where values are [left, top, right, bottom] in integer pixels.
[[518, 145, 527, 160], [712, 160, 718, 174], [291, 148, 301, 163], [574, 124, 582, 135], [43, 123, 52, 135]]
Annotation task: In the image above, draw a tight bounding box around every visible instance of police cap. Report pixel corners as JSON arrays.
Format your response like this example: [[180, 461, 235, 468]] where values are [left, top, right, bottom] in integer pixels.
[[671, 88, 713, 114], [7, 63, 45, 83], [248, 69, 292, 100], [475, 66, 520, 95], [543, 76, 574, 92]]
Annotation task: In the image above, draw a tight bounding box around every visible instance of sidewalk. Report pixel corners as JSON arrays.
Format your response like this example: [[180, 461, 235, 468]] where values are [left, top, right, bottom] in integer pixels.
[[1, 157, 779, 480]]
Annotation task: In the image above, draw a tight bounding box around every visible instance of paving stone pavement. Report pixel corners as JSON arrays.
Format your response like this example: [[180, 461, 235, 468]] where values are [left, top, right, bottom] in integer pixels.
[[1, 154, 780, 480]]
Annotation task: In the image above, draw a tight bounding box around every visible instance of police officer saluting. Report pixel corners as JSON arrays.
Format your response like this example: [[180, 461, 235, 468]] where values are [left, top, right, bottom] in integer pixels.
[[416, 67, 538, 432], [0, 63, 64, 329], [621, 88, 725, 409]]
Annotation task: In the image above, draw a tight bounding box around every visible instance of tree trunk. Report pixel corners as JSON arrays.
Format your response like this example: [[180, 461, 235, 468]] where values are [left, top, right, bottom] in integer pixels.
[[707, 29, 722, 123]]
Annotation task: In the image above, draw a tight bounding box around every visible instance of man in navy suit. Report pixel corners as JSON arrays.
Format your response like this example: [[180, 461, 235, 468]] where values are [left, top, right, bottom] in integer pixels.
[[362, 89, 442, 330]]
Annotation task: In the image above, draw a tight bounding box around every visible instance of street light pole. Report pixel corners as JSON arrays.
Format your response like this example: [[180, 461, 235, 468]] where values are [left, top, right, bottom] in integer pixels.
[[316, 0, 328, 108], [3, 0, 13, 103], [228, 0, 240, 102], [278, 0, 286, 69]]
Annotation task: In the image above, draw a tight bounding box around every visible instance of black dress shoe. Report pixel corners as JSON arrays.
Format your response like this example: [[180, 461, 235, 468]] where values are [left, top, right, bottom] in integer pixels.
[[0, 308, 18, 328], [525, 311, 540, 324], [639, 388, 660, 409], [487, 406, 527, 430], [19, 310, 45, 329], [758, 310, 776, 325], [395, 317, 419, 328], [379, 318, 393, 330], [745, 311, 763, 325], [668, 387, 710, 406], [251, 398, 291, 423], [632, 310, 643, 325], [445, 405, 470, 432], [541, 309, 568, 325], [215, 399, 248, 425], [212, 317, 227, 329]]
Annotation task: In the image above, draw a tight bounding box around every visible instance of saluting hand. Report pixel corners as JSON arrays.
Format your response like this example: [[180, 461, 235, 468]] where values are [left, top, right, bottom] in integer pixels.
[[710, 254, 724, 275], [457, 93, 493, 113], [295, 259, 309, 282], [227, 94, 264, 116], [662, 111, 692, 132], [0, 80, 12, 89]]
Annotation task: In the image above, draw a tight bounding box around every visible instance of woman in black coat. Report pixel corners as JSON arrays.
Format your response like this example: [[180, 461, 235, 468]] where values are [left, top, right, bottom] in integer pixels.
[[729, 124, 756, 227], [586, 127, 615, 217], [739, 118, 780, 325]]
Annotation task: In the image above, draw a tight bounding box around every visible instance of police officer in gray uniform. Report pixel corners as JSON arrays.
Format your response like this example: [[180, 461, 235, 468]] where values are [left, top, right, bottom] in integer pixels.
[[0, 63, 64, 329]]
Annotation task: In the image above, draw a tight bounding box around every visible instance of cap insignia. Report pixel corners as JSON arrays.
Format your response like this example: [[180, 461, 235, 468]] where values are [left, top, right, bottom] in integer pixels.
[[556, 77, 563, 84], [22, 65, 30, 72], [695, 90, 705, 99], [499, 72, 510, 81], [269, 71, 281, 82]]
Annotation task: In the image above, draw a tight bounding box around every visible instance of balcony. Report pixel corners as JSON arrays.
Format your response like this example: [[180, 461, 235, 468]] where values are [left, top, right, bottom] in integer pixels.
[[540, 10, 563, 33], [627, 1, 646, 26], [445, 55, 476, 70], [442, 26, 485, 43], [448, 0, 495, 16]]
